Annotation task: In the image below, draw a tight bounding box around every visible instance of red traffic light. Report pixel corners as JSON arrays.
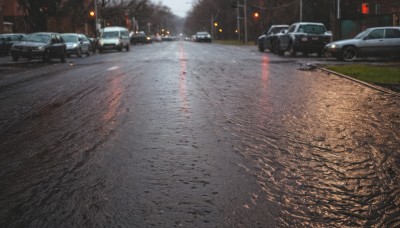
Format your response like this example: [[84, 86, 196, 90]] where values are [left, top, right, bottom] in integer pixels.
[[89, 10, 95, 17], [361, 3, 369, 14], [253, 12, 260, 18]]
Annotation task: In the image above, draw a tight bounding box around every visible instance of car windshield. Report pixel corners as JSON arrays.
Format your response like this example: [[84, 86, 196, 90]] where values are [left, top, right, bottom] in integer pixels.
[[101, 31, 119, 38], [270, 27, 288, 34], [354, 30, 368, 39], [61, 35, 78, 42], [298, 24, 326, 34], [22, 34, 50, 43]]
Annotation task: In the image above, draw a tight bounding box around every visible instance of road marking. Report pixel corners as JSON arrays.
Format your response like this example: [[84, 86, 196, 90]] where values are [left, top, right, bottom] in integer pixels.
[[107, 66, 119, 71]]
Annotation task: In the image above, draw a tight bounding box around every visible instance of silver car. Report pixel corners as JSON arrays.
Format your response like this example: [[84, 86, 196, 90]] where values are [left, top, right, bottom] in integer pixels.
[[61, 33, 91, 57], [324, 26, 400, 61]]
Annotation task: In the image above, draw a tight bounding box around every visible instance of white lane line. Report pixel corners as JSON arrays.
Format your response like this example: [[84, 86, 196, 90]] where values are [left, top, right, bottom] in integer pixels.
[[107, 66, 120, 71]]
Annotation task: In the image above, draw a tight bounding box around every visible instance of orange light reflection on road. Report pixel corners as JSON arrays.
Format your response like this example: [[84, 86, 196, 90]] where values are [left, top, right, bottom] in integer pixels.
[[257, 55, 271, 125], [179, 43, 190, 119], [103, 71, 123, 128], [261, 55, 269, 89]]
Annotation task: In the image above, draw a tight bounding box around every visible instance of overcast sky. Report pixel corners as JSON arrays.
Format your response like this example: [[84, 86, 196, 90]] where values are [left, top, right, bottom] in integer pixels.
[[158, 0, 193, 18]]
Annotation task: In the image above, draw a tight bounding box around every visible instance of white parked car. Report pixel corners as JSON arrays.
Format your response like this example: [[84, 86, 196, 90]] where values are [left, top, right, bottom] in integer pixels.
[[324, 26, 400, 61]]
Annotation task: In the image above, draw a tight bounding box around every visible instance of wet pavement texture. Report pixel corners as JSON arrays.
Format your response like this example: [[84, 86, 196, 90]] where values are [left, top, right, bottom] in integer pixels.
[[0, 41, 399, 227]]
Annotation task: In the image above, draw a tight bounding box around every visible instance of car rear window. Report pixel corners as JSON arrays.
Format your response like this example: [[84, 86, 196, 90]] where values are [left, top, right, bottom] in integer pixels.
[[61, 35, 78, 42], [298, 24, 326, 34], [270, 27, 288, 34]]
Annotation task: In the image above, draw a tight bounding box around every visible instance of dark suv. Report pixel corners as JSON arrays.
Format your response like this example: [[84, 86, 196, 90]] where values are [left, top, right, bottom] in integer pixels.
[[257, 25, 289, 53], [10, 32, 66, 62], [274, 22, 332, 56]]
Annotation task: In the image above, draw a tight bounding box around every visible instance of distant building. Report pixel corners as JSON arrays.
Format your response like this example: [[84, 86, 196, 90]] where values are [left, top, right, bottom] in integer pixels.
[[340, 0, 400, 39], [1, 0, 96, 36]]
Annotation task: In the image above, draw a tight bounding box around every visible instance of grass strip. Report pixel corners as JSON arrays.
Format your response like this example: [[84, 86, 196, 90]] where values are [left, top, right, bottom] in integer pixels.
[[326, 64, 400, 84]]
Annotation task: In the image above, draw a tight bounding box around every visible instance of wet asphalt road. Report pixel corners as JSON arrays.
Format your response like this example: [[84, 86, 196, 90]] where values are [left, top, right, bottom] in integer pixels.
[[0, 41, 399, 227]]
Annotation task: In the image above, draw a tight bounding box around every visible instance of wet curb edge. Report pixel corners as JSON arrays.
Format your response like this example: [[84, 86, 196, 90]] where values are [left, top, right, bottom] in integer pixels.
[[308, 63, 400, 97]]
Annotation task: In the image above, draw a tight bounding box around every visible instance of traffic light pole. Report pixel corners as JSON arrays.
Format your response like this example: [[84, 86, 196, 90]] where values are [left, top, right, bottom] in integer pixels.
[[94, 0, 98, 36], [236, 0, 247, 44], [244, 0, 247, 44]]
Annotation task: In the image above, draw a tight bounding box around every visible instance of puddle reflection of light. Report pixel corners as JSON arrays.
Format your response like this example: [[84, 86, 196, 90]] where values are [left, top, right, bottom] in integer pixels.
[[179, 43, 190, 119], [261, 55, 269, 89], [257, 55, 271, 125], [103, 68, 123, 127]]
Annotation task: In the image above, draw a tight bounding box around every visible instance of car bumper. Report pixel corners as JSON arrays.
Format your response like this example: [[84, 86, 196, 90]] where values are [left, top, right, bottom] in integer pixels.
[[10, 49, 45, 58], [324, 47, 342, 57], [293, 43, 326, 53], [99, 44, 121, 50], [66, 47, 79, 54], [196, 38, 212, 42]]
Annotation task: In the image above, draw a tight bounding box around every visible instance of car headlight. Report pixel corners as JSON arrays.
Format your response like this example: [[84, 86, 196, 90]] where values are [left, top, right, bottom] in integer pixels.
[[99, 40, 104, 46], [37, 46, 44, 50], [329, 44, 337, 49], [72, 43, 78, 48], [116, 40, 120, 45]]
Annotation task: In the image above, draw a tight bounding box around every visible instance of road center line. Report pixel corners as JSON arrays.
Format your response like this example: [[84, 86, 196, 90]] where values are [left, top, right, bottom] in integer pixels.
[[107, 66, 120, 71]]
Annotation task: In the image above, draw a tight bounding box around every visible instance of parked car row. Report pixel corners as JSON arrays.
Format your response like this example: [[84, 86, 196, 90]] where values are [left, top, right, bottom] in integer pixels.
[[258, 22, 332, 57], [258, 23, 400, 61], [2, 26, 134, 62]]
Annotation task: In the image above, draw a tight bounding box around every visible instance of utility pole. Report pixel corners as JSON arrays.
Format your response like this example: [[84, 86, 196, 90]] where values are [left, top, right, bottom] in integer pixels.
[[236, 0, 240, 41], [244, 0, 247, 44], [94, 0, 98, 35], [235, 0, 247, 44], [300, 0, 303, 22]]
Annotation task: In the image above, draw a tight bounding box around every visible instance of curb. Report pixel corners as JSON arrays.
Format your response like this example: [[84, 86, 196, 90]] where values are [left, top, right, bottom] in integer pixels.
[[307, 63, 400, 97]]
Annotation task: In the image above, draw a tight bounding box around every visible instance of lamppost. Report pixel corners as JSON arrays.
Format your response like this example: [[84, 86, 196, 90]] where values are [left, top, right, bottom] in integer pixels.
[[94, 0, 98, 35], [235, 0, 247, 44]]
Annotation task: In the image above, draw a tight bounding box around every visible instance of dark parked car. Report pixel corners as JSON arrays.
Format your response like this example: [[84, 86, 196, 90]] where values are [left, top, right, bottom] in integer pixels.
[[274, 22, 332, 56], [61, 33, 91, 57], [257, 25, 289, 53], [10, 32, 66, 62], [195, 32, 212, 42], [324, 26, 400, 61], [130, 31, 152, 45], [0, 33, 25, 56]]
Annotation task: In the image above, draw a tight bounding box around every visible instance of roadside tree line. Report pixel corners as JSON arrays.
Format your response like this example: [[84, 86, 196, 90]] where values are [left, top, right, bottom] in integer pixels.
[[2, 0, 181, 36]]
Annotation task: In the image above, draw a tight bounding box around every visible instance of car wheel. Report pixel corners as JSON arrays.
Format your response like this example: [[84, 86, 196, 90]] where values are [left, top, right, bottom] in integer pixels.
[[302, 51, 308, 57], [86, 49, 90, 56], [60, 49, 66, 63], [11, 54, 19, 62], [342, 46, 357, 62], [43, 49, 51, 62], [289, 43, 296, 56], [125, 44, 130, 51], [118, 45, 122, 52], [258, 42, 265, 52], [271, 40, 279, 54], [77, 48, 82, 57]]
